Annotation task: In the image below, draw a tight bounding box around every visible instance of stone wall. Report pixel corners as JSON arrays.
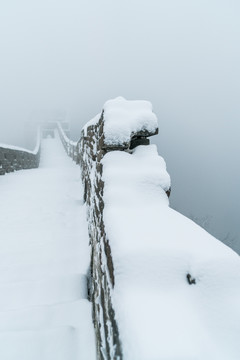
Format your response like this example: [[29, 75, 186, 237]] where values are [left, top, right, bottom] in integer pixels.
[[58, 112, 166, 359], [79, 113, 122, 359], [0, 132, 41, 175]]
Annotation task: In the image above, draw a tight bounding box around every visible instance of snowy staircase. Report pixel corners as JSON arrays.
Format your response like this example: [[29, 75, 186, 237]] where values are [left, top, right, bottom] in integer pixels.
[[0, 134, 96, 360]]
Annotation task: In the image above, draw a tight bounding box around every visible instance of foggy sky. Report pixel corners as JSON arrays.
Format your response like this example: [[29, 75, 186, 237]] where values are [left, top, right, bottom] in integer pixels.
[[0, 0, 240, 251]]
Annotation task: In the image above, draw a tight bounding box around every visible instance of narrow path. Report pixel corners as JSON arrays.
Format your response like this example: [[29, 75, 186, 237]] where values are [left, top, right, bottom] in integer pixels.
[[0, 133, 96, 360]]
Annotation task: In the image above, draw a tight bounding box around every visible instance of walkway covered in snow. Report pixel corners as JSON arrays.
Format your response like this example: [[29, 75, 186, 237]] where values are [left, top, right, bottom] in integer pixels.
[[0, 133, 96, 360]]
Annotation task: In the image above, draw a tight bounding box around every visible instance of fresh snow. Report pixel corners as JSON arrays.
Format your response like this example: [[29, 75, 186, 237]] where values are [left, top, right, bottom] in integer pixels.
[[102, 144, 240, 360], [0, 132, 96, 360], [103, 97, 158, 146]]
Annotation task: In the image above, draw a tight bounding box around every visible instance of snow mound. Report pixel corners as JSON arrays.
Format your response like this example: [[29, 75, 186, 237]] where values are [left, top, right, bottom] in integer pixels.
[[103, 144, 170, 207], [102, 143, 240, 360], [103, 97, 158, 146]]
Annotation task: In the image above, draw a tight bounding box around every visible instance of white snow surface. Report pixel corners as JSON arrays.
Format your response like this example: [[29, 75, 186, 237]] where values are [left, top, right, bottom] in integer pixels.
[[103, 97, 158, 145], [102, 145, 240, 360], [0, 133, 96, 360]]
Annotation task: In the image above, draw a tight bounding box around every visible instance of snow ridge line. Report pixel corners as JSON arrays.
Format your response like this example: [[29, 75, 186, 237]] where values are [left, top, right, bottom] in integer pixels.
[[0, 128, 41, 175]]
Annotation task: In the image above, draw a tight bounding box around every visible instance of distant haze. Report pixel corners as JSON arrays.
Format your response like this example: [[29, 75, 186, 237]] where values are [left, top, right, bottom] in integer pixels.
[[0, 0, 239, 251]]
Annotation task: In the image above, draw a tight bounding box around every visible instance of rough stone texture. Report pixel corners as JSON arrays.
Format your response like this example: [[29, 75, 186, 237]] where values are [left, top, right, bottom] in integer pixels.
[[58, 116, 122, 359], [58, 113, 169, 359], [79, 114, 122, 360], [0, 141, 41, 176]]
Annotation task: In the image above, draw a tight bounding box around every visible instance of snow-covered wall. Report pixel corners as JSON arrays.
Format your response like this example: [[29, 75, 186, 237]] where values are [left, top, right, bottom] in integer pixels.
[[0, 130, 41, 175], [78, 99, 170, 359], [58, 98, 164, 358], [58, 97, 240, 360], [79, 113, 122, 359], [103, 97, 158, 148]]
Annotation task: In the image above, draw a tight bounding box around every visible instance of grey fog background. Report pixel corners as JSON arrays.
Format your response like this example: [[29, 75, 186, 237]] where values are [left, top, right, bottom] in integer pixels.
[[0, 0, 239, 252]]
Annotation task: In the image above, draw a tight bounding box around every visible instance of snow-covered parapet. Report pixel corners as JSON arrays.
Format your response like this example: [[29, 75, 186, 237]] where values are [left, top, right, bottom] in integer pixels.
[[0, 129, 41, 175], [78, 98, 171, 359], [81, 97, 159, 151], [103, 97, 158, 148], [65, 97, 240, 359], [103, 150, 240, 359]]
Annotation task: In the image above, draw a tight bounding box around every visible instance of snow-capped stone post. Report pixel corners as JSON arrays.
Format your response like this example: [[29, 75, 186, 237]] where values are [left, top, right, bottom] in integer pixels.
[[0, 131, 41, 175], [79, 97, 171, 359]]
